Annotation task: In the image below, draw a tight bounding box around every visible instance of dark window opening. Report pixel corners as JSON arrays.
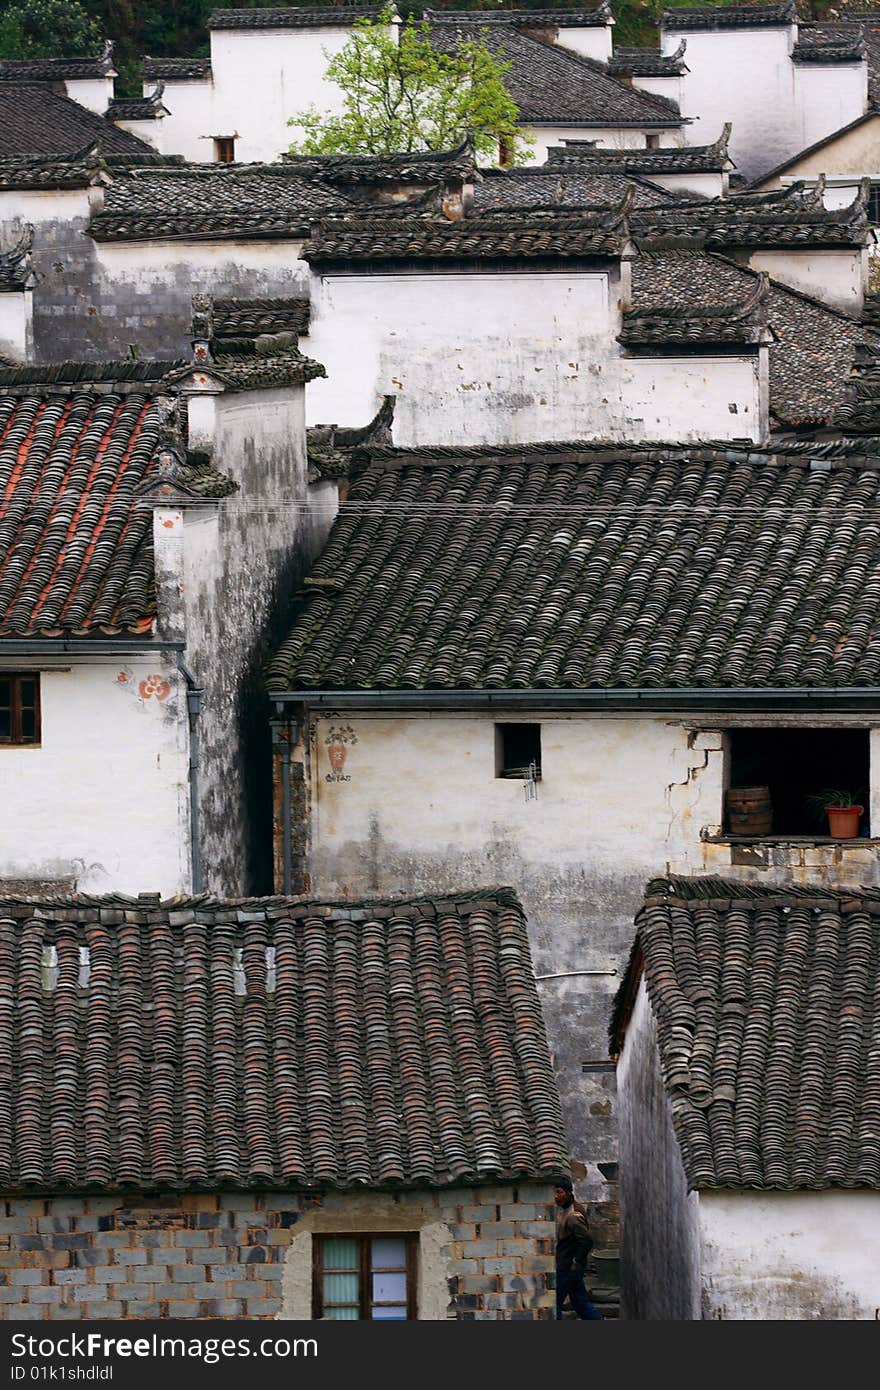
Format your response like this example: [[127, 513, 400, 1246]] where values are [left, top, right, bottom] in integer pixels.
[[495, 722, 541, 779], [727, 727, 870, 836], [313, 1234, 416, 1320], [214, 136, 235, 163], [645, 133, 661, 149], [868, 182, 880, 224], [0, 674, 40, 746]]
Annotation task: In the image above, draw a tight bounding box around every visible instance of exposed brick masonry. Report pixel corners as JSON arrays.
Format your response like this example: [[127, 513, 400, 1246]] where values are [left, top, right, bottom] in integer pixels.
[[0, 1187, 557, 1321]]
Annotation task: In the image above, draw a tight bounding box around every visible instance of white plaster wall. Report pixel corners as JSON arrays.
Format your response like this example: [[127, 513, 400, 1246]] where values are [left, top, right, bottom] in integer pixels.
[[747, 247, 865, 312], [95, 237, 307, 293], [699, 1191, 880, 1319], [617, 978, 701, 1320], [63, 76, 114, 115], [0, 288, 31, 361], [793, 63, 867, 162], [212, 27, 368, 163], [554, 26, 613, 64], [0, 661, 190, 895], [113, 117, 163, 153], [662, 27, 801, 182], [629, 74, 684, 111], [145, 80, 215, 163], [306, 269, 763, 444], [0, 187, 90, 226]]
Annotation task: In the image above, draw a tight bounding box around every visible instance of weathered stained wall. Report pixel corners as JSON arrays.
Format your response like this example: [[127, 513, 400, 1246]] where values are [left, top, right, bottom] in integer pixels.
[[5, 191, 307, 362], [0, 660, 190, 896], [159, 385, 334, 896], [0, 1185, 555, 1321], [0, 286, 31, 361], [306, 269, 764, 444], [617, 977, 701, 1320], [699, 1190, 880, 1319], [663, 24, 866, 183]]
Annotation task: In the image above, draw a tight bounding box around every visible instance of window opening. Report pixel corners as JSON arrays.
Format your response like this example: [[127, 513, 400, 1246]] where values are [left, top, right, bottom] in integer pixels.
[[0, 674, 40, 746], [495, 723, 542, 779], [727, 727, 870, 836], [214, 136, 235, 163], [314, 1234, 416, 1320]]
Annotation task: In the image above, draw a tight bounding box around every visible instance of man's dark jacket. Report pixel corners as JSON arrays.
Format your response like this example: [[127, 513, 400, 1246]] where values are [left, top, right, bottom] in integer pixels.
[[555, 1201, 593, 1273]]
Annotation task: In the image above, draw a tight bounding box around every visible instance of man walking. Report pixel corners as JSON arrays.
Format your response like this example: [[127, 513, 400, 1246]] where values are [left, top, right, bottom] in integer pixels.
[[554, 1178, 604, 1320]]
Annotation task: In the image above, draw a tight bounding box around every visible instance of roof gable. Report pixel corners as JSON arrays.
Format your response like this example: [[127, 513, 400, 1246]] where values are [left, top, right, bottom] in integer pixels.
[[0, 887, 567, 1192], [0, 86, 153, 159], [616, 875, 880, 1191]]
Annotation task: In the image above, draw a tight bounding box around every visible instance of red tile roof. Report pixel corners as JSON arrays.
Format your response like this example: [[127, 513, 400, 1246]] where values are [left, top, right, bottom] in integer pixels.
[[0, 388, 162, 637], [0, 889, 567, 1192]]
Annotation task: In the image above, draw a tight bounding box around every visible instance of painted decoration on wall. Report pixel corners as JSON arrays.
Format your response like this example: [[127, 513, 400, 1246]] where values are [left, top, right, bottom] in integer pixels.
[[324, 724, 358, 783]]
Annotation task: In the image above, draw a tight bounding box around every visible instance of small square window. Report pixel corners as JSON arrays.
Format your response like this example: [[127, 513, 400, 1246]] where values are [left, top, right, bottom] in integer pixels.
[[313, 1234, 416, 1320], [214, 136, 235, 163], [495, 722, 541, 779], [0, 674, 41, 746]]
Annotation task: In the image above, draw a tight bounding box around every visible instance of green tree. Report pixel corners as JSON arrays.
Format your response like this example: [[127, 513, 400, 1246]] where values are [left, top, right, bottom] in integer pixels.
[[0, 0, 101, 57], [288, 8, 530, 164]]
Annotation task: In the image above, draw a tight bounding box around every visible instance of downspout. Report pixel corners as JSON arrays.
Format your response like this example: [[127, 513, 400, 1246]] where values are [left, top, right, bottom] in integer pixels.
[[272, 710, 300, 894], [176, 654, 205, 894]]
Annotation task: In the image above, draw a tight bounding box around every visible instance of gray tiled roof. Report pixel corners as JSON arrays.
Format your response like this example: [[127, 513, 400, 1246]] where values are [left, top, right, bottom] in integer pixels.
[[473, 167, 670, 210], [608, 41, 688, 76], [141, 56, 212, 80], [662, 3, 796, 30], [208, 5, 386, 28], [90, 164, 353, 242], [629, 250, 872, 427], [0, 85, 155, 158], [423, 5, 612, 24], [0, 887, 567, 1191], [0, 42, 115, 81], [0, 228, 32, 293], [615, 875, 880, 1190], [633, 182, 870, 248], [622, 269, 769, 346], [792, 21, 866, 63], [282, 139, 478, 185], [429, 18, 682, 126], [267, 439, 880, 693], [544, 125, 731, 173], [302, 202, 631, 263]]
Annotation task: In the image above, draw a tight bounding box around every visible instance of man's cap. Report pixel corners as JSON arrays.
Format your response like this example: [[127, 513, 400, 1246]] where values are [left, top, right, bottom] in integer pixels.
[[555, 1176, 573, 1192]]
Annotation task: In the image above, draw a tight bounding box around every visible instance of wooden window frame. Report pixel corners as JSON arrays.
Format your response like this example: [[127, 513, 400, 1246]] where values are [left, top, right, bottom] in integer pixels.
[[214, 136, 235, 163], [312, 1233, 417, 1321], [0, 673, 41, 747]]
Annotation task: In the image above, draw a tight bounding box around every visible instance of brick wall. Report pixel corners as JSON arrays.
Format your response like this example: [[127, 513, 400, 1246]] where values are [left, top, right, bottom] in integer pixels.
[[0, 1186, 556, 1321]]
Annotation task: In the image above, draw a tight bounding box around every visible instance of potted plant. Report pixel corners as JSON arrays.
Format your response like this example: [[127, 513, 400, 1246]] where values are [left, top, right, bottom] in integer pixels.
[[806, 789, 865, 839]]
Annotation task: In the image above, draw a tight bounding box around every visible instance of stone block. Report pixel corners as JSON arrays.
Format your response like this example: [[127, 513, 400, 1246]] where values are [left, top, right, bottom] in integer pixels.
[[456, 1276, 500, 1294], [460, 1241, 497, 1258], [220, 1195, 262, 1212], [462, 1206, 497, 1222], [513, 1184, 555, 1203], [124, 1301, 161, 1317], [477, 1222, 515, 1240], [53, 1270, 87, 1285], [83, 1301, 123, 1318], [500, 1239, 532, 1257], [114, 1249, 147, 1265], [10, 1270, 43, 1285], [692, 731, 723, 751], [483, 1258, 518, 1274], [133, 1266, 169, 1283], [198, 1299, 243, 1317], [78, 1286, 110, 1302], [173, 1231, 211, 1246], [449, 1224, 476, 1242], [500, 1204, 545, 1222], [168, 1301, 199, 1318], [245, 1298, 281, 1316], [168, 1266, 206, 1283]]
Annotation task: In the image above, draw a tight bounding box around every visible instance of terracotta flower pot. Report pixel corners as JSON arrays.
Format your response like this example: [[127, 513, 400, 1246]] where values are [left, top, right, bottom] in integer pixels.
[[826, 805, 863, 838]]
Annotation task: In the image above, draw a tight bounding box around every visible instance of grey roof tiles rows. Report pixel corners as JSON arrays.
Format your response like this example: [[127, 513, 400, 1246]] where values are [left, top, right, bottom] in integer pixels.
[[141, 56, 212, 80], [608, 42, 689, 77], [0, 86, 154, 158], [429, 18, 682, 126], [543, 126, 731, 173], [0, 888, 567, 1192], [662, 4, 797, 30], [615, 876, 880, 1190], [0, 42, 115, 81], [268, 440, 880, 694], [423, 6, 612, 25], [208, 5, 387, 28]]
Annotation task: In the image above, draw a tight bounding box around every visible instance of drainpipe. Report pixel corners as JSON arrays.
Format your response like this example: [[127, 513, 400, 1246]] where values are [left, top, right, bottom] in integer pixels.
[[176, 654, 205, 894], [272, 712, 300, 894]]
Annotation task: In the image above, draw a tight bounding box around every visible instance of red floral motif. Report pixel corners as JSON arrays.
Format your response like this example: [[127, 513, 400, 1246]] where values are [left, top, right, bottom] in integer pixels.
[[139, 675, 172, 701], [116, 671, 128, 683]]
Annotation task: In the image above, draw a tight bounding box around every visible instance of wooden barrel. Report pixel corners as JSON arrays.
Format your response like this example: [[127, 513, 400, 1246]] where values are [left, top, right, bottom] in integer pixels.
[[726, 786, 772, 835]]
